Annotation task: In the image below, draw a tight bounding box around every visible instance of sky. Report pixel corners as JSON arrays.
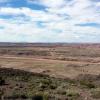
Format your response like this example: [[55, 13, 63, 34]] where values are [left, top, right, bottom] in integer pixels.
[[0, 0, 100, 43]]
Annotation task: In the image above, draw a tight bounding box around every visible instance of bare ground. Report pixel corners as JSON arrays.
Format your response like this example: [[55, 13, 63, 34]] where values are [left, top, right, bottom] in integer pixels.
[[0, 55, 100, 79], [0, 43, 100, 79]]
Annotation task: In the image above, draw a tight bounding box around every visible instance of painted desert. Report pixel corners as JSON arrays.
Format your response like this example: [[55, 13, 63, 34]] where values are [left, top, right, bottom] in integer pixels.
[[0, 43, 100, 100]]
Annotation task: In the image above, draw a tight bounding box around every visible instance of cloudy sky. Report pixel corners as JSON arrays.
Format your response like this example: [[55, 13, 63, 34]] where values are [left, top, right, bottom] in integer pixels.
[[0, 0, 100, 43]]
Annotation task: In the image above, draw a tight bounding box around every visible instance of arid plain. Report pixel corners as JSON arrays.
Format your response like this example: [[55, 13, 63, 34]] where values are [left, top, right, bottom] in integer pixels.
[[0, 43, 100, 79], [0, 43, 100, 100]]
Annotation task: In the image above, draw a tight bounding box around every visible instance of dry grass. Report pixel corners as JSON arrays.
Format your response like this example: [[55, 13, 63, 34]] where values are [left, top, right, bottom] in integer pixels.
[[0, 44, 100, 79]]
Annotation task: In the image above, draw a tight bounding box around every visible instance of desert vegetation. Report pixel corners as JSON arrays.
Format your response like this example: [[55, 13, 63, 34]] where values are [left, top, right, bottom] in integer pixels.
[[0, 68, 100, 100], [0, 43, 100, 100]]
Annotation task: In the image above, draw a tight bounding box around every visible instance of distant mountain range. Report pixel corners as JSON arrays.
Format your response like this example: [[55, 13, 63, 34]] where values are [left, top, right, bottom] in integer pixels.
[[0, 42, 100, 47]]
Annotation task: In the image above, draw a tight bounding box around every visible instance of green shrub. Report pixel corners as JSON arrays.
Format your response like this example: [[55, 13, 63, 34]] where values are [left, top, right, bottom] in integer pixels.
[[32, 95, 43, 100], [80, 81, 95, 89], [39, 83, 48, 89], [32, 92, 49, 100], [39, 79, 53, 90], [50, 84, 57, 89], [91, 89, 100, 99], [57, 90, 66, 95], [0, 77, 5, 86], [0, 90, 4, 98], [41, 79, 51, 85], [66, 90, 80, 100]]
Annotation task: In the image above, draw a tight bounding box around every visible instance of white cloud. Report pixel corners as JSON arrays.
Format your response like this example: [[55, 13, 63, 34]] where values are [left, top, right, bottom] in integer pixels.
[[0, 7, 23, 15], [0, 0, 100, 42]]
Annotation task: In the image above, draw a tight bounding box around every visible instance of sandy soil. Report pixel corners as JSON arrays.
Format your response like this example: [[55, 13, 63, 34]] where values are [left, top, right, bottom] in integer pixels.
[[0, 55, 100, 79]]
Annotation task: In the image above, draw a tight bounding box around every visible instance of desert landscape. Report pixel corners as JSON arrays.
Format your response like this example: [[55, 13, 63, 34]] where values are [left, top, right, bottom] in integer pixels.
[[0, 43, 100, 100], [0, 43, 100, 78], [0, 0, 100, 99]]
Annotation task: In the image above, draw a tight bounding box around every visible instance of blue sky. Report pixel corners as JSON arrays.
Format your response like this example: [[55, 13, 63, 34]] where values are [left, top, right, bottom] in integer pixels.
[[0, 0, 100, 42]]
